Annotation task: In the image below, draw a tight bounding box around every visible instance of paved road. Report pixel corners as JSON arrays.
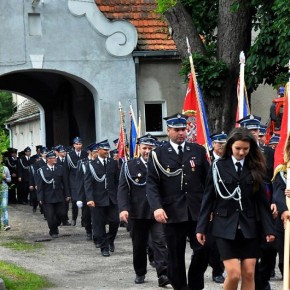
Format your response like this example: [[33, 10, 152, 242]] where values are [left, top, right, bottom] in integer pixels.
[[0, 204, 283, 289]]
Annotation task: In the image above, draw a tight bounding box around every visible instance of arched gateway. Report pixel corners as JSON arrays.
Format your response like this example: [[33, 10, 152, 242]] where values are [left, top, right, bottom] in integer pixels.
[[0, 0, 138, 147]]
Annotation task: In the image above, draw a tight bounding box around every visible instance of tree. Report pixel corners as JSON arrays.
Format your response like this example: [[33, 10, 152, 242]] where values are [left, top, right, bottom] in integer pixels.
[[0, 91, 14, 128], [156, 0, 289, 133]]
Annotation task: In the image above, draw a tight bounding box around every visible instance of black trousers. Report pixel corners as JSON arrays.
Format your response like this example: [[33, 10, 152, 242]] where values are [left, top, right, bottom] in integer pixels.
[[18, 181, 29, 203], [164, 221, 209, 290], [71, 200, 78, 221], [43, 202, 66, 235], [90, 203, 119, 251], [131, 219, 167, 277], [207, 233, 224, 277], [255, 221, 278, 290], [8, 176, 17, 204], [81, 203, 92, 234], [30, 189, 38, 209]]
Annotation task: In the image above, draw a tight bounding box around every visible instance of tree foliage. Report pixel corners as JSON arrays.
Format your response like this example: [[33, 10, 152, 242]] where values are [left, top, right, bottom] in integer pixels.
[[156, 0, 290, 131], [0, 91, 14, 127]]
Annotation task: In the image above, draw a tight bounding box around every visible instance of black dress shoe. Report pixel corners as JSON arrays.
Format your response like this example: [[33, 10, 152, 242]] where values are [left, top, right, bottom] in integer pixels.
[[32, 208, 37, 213], [71, 220, 76, 226], [50, 234, 59, 238], [212, 275, 225, 283], [86, 233, 92, 241], [62, 221, 71, 226], [101, 249, 110, 257], [134, 275, 145, 284], [95, 242, 101, 248], [158, 275, 170, 287], [109, 243, 115, 252]]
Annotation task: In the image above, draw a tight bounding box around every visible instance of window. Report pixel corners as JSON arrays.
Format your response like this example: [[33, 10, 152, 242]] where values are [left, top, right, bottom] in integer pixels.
[[144, 102, 166, 135], [28, 13, 42, 36]]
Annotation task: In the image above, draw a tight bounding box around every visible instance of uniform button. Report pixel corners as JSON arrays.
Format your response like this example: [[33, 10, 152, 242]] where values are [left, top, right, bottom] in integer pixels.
[[235, 209, 239, 212], [185, 183, 188, 185], [184, 174, 186, 176], [182, 165, 185, 167]]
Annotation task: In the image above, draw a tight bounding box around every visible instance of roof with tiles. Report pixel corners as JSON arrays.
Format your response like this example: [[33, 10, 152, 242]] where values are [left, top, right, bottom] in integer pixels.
[[6, 100, 39, 124], [95, 0, 177, 51]]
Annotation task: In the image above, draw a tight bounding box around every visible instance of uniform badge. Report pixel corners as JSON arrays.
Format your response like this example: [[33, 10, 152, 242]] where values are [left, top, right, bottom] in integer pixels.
[[190, 159, 195, 172], [166, 168, 170, 173], [135, 178, 139, 183]]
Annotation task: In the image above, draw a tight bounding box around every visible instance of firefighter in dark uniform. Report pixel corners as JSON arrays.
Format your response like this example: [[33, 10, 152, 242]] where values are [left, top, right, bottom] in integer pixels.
[[237, 114, 278, 290], [84, 140, 120, 257], [75, 143, 98, 241], [29, 146, 48, 212], [31, 145, 43, 164], [118, 134, 170, 287], [64, 137, 88, 226], [18, 146, 32, 204], [37, 151, 70, 238], [55, 145, 71, 225], [5, 148, 18, 204], [207, 132, 227, 283], [146, 113, 210, 290]]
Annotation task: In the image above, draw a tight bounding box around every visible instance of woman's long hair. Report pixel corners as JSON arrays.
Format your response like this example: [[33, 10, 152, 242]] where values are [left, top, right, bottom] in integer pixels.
[[222, 127, 266, 190]]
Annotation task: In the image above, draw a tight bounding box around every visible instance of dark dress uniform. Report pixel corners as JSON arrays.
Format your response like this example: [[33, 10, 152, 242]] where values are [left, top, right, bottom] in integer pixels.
[[29, 158, 46, 211], [118, 158, 168, 281], [37, 164, 69, 236], [196, 158, 275, 263], [84, 156, 119, 254], [255, 145, 277, 290], [5, 155, 18, 204], [18, 155, 32, 204], [76, 157, 92, 238], [64, 149, 88, 222], [272, 167, 287, 278], [146, 141, 209, 290], [57, 156, 70, 223]]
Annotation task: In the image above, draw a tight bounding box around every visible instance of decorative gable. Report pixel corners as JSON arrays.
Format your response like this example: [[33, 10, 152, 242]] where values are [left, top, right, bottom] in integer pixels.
[[95, 0, 176, 51]]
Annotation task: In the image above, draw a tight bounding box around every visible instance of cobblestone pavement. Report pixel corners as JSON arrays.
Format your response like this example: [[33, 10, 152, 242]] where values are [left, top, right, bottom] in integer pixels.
[[0, 204, 283, 289]]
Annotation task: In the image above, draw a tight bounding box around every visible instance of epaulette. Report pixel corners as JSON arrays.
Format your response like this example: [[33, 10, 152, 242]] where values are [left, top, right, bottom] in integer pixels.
[[272, 164, 287, 181]]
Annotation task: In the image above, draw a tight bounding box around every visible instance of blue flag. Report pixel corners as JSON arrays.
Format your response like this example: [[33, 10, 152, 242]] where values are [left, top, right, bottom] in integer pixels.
[[129, 114, 137, 159]]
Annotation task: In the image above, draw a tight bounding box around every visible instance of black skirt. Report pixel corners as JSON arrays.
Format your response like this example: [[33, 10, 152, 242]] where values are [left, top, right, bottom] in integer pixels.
[[215, 229, 260, 261]]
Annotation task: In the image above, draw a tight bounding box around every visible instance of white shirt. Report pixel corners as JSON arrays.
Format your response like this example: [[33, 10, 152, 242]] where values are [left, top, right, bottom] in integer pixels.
[[170, 140, 185, 155], [231, 156, 244, 171], [98, 157, 107, 166]]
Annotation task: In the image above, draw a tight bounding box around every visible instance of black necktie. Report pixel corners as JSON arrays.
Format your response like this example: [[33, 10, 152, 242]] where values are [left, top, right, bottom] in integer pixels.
[[103, 159, 107, 170], [178, 145, 183, 160], [51, 167, 54, 172], [235, 162, 242, 177]]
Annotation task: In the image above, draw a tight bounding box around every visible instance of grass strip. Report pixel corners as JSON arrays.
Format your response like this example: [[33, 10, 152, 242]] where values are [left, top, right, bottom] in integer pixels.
[[0, 260, 53, 289], [1, 237, 44, 251]]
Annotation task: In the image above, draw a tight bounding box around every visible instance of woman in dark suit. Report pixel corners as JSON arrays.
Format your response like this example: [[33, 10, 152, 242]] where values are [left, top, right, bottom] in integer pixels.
[[273, 133, 290, 278], [196, 127, 275, 290]]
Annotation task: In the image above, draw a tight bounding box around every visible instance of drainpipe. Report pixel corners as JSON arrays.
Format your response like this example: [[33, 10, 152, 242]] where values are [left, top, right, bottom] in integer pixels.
[[39, 107, 46, 146]]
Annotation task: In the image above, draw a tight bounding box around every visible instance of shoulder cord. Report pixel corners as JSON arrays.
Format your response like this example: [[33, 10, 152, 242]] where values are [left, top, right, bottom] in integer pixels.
[[81, 162, 87, 174], [124, 162, 146, 187], [6, 159, 16, 168], [66, 153, 77, 169], [151, 151, 183, 190], [212, 160, 243, 210], [89, 163, 106, 188], [20, 159, 30, 170], [39, 168, 55, 189], [280, 170, 287, 184], [30, 165, 35, 175]]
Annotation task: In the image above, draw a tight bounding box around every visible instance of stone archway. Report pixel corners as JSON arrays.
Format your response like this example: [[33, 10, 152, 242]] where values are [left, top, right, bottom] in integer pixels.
[[0, 70, 96, 147]]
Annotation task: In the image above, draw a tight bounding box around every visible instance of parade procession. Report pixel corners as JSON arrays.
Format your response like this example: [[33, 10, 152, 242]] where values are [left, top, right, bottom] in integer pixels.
[[0, 0, 290, 290]]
